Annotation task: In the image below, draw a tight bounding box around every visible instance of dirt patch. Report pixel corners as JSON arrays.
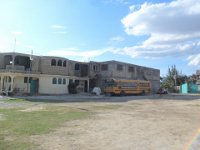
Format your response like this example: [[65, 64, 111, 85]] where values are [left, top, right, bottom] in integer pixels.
[[31, 97, 200, 150], [20, 105, 45, 112]]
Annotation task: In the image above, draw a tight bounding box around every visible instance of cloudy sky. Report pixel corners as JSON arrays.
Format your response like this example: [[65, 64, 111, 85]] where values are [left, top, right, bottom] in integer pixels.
[[0, 0, 199, 76]]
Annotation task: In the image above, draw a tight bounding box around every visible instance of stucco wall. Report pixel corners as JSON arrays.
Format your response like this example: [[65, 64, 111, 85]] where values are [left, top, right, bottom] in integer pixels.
[[14, 76, 30, 93], [38, 76, 69, 94], [88, 62, 101, 77], [31, 56, 40, 72], [68, 60, 76, 76], [40, 57, 68, 75]]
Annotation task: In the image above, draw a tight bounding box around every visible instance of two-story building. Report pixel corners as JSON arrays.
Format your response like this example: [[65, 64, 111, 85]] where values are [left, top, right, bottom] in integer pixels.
[[0, 52, 160, 95]]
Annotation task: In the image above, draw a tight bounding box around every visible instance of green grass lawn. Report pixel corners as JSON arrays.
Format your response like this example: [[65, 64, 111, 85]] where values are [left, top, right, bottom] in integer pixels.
[[1, 98, 27, 103], [0, 104, 91, 150]]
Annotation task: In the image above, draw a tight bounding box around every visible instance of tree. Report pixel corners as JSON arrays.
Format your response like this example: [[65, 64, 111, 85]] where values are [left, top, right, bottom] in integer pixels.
[[161, 65, 188, 92]]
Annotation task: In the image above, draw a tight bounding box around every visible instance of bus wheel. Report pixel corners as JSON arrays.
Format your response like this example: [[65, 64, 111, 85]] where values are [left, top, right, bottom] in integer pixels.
[[110, 92, 114, 96], [120, 91, 125, 96]]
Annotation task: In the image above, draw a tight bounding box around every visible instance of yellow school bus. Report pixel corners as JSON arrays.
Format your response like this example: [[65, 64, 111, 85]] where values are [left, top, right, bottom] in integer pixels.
[[104, 79, 151, 96]]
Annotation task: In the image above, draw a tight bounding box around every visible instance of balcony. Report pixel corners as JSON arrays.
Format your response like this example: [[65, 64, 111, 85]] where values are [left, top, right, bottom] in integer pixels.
[[74, 70, 81, 77], [0, 65, 40, 74], [6, 65, 25, 71]]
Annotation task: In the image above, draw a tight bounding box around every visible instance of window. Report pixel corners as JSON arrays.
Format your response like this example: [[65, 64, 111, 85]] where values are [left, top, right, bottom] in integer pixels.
[[93, 65, 98, 71], [128, 66, 134, 72], [63, 61, 66, 67], [75, 80, 79, 86], [117, 64, 123, 71], [137, 67, 144, 73], [57, 60, 62, 66], [24, 77, 32, 83], [24, 77, 28, 83], [58, 78, 62, 84], [69, 79, 73, 84], [75, 64, 80, 70], [52, 78, 57, 84], [63, 78, 66, 84], [51, 59, 56, 66], [146, 70, 152, 76], [101, 64, 108, 71], [8, 77, 11, 82]]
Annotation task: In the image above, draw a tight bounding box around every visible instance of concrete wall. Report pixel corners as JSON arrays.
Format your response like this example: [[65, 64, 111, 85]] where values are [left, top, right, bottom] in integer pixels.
[[39, 76, 69, 94], [14, 76, 30, 93], [111, 62, 129, 79], [76, 80, 85, 93], [0, 54, 4, 69], [88, 62, 101, 77], [31, 56, 40, 72], [67, 60, 76, 76], [98, 61, 160, 81], [150, 80, 160, 93], [69, 60, 89, 77], [99, 62, 114, 78], [40, 57, 68, 75]]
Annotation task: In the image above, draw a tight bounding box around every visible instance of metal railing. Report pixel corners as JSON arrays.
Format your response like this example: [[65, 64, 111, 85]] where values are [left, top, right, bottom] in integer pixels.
[[0, 69, 40, 74]]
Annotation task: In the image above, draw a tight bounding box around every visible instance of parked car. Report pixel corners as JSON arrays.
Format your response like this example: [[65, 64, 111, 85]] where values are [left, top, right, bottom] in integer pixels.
[[157, 88, 168, 94]]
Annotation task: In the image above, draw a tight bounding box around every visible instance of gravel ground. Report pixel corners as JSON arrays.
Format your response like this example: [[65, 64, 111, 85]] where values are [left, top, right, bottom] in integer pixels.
[[31, 97, 200, 150], [1, 94, 200, 150]]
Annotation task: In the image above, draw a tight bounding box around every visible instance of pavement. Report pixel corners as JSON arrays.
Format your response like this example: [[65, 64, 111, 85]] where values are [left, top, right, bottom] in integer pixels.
[[10, 93, 200, 102]]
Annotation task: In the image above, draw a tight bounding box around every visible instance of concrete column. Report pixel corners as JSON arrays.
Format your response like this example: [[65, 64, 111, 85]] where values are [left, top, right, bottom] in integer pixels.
[[0, 76, 3, 91], [134, 67, 137, 79], [87, 79, 90, 93], [10, 76, 14, 92]]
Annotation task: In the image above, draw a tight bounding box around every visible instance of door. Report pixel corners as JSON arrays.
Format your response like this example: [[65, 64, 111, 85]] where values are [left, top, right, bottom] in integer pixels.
[[30, 79, 38, 95]]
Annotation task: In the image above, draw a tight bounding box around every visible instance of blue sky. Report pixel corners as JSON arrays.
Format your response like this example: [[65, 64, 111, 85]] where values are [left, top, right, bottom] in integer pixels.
[[0, 0, 200, 76]]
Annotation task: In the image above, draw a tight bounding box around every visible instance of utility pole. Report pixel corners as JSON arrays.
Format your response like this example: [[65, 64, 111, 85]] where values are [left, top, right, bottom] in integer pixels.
[[12, 38, 16, 70]]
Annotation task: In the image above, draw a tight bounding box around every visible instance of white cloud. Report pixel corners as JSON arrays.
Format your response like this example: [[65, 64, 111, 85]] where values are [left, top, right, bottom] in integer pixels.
[[110, 36, 125, 42], [47, 47, 110, 60], [11, 31, 23, 36], [187, 54, 200, 66], [51, 25, 66, 29], [120, 0, 200, 66], [53, 31, 67, 34]]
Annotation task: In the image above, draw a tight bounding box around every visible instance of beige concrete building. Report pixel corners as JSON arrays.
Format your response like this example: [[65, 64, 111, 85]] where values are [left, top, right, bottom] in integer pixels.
[[0, 52, 160, 95]]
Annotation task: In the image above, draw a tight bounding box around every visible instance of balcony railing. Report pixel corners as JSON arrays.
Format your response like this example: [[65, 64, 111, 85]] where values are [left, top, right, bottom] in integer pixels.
[[6, 65, 25, 71], [74, 70, 81, 77], [74, 70, 88, 77], [0, 69, 40, 74]]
